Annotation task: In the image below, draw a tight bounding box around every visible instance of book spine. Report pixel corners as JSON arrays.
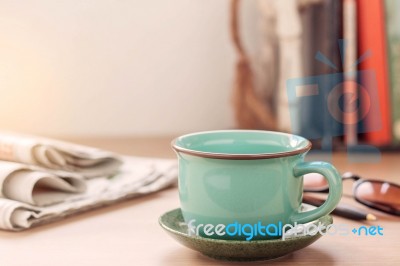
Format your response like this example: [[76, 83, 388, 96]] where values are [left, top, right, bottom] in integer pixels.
[[343, 0, 358, 146], [357, 0, 392, 146], [296, 0, 343, 145], [385, 0, 400, 144]]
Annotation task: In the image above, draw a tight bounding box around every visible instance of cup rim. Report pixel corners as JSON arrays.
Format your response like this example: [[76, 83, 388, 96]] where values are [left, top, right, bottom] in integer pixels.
[[171, 130, 312, 160]]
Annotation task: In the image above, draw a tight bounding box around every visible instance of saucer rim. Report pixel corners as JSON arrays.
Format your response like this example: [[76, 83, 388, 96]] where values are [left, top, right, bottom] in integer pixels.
[[159, 204, 333, 244]]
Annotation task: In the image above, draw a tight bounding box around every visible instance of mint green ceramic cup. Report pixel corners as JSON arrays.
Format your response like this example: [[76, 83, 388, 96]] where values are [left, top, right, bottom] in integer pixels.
[[172, 130, 342, 240]]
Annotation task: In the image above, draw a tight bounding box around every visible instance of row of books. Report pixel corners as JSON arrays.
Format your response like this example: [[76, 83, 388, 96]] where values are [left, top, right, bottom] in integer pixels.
[[289, 0, 400, 148]]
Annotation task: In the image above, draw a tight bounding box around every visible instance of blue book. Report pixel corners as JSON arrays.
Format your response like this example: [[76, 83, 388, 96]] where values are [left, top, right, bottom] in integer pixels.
[[287, 0, 343, 151]]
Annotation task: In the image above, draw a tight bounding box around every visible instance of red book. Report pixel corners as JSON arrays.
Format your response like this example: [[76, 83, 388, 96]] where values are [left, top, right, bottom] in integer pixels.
[[357, 0, 392, 146]]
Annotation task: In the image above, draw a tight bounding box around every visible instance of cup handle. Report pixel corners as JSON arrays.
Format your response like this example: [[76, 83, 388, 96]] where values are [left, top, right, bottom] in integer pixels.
[[290, 161, 342, 224]]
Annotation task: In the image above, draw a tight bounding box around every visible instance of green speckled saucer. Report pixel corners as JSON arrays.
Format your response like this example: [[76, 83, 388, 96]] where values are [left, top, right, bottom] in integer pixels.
[[159, 204, 333, 261]]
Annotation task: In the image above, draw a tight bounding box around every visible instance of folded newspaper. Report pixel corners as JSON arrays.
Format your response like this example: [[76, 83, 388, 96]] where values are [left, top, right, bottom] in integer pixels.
[[0, 132, 123, 178], [0, 133, 178, 231], [0, 156, 177, 231], [0, 161, 86, 207]]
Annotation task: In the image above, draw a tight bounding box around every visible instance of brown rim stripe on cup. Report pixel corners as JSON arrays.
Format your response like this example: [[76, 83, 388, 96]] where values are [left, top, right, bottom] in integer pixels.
[[171, 139, 312, 160]]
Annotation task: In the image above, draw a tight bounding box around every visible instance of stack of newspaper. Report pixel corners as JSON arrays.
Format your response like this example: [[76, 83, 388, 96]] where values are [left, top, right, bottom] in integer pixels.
[[0, 133, 177, 231]]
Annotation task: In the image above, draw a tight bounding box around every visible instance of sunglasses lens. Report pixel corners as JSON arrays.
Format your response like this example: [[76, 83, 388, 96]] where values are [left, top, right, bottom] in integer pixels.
[[303, 173, 328, 191], [355, 181, 400, 214]]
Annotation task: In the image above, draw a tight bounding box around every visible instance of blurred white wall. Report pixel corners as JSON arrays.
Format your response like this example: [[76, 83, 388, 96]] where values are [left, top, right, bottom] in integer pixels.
[[0, 0, 254, 137]]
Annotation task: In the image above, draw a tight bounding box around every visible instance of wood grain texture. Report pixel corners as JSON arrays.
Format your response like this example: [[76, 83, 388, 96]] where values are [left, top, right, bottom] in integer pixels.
[[0, 137, 399, 265]]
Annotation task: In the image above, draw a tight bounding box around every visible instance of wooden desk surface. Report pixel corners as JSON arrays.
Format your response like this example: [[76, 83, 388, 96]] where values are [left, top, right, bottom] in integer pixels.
[[0, 137, 399, 266]]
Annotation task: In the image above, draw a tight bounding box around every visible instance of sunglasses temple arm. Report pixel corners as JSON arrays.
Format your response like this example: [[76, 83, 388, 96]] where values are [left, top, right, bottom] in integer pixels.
[[304, 188, 330, 193]]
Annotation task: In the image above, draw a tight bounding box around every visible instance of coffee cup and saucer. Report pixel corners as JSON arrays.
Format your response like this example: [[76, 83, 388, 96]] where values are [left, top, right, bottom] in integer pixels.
[[159, 130, 342, 261]]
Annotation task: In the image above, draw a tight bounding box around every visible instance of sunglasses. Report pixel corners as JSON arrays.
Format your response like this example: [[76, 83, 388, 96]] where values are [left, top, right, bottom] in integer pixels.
[[303, 172, 400, 216]]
